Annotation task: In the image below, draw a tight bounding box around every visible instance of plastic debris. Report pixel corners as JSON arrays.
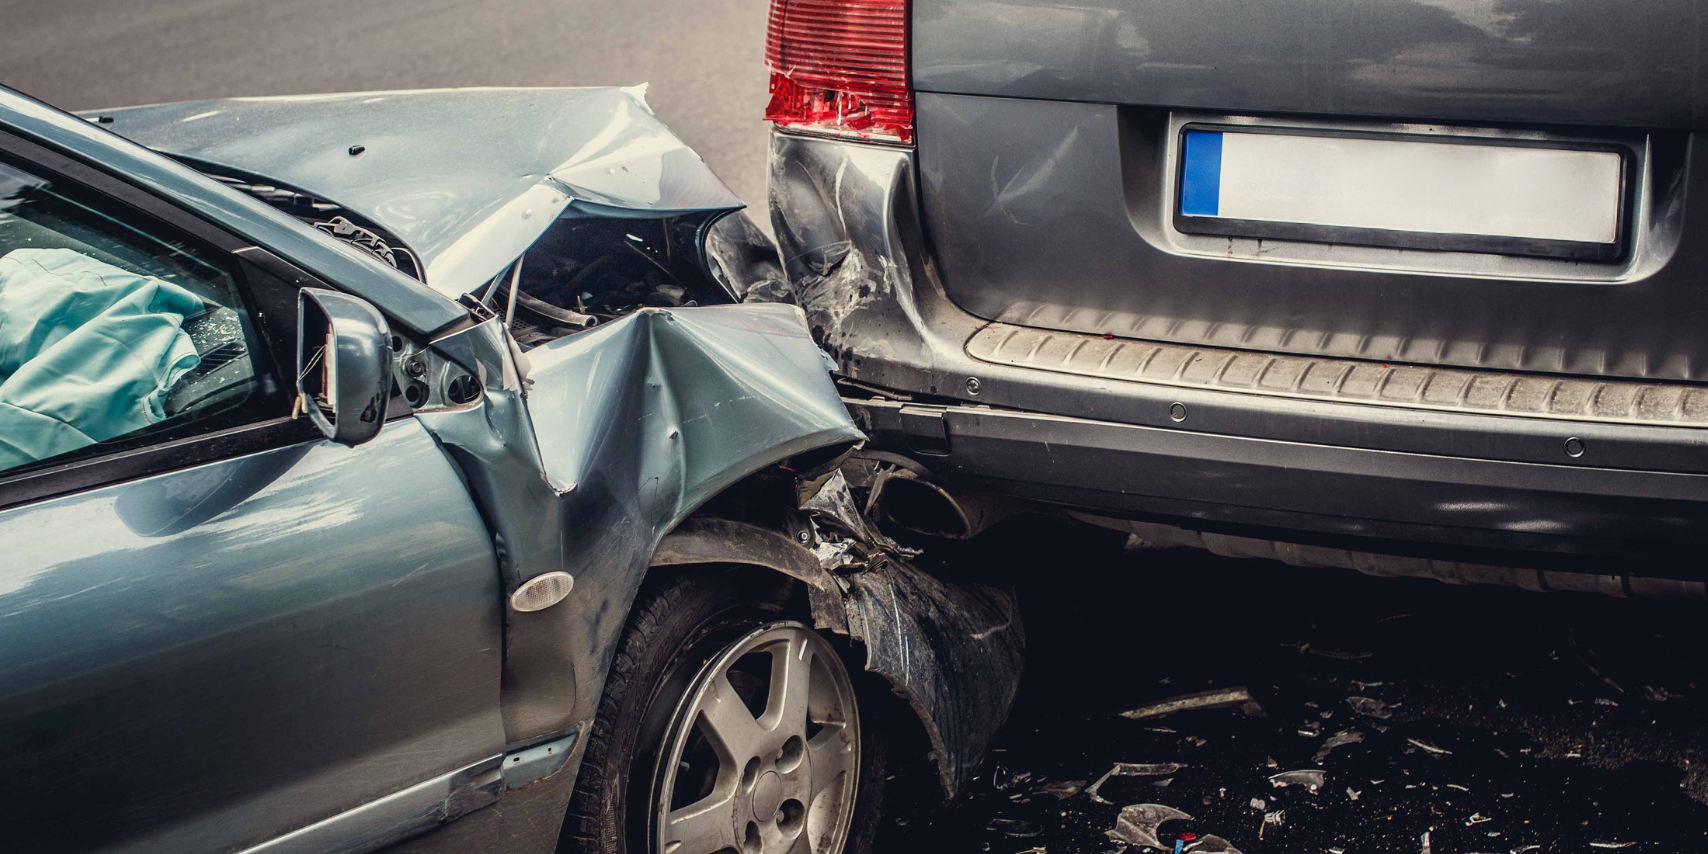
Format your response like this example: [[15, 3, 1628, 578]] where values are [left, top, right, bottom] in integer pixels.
[[989, 817, 1040, 838], [1036, 779, 1085, 800], [1085, 763, 1185, 804], [1120, 688, 1262, 721], [1269, 770, 1326, 792], [992, 765, 1033, 791], [1188, 834, 1244, 853], [1466, 813, 1492, 825], [1643, 685, 1677, 702], [1407, 738, 1453, 755], [1589, 842, 1637, 849], [1249, 798, 1267, 810], [1105, 803, 1192, 849], [1346, 787, 1361, 801], [1313, 730, 1365, 763], [1346, 696, 1393, 719]]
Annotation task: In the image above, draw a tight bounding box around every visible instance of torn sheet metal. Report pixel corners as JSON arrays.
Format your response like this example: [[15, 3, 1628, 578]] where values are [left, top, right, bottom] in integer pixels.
[[1108, 804, 1246, 854], [1120, 688, 1259, 721], [1086, 763, 1186, 805], [802, 473, 1024, 798], [95, 87, 744, 297], [828, 556, 1023, 797], [415, 302, 861, 745]]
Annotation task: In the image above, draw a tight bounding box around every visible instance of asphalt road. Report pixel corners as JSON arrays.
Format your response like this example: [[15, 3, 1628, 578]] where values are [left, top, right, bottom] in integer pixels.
[[892, 523, 1708, 853], [0, 0, 775, 222]]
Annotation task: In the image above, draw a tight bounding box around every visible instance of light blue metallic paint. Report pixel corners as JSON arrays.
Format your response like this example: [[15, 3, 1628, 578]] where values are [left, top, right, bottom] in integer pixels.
[[93, 88, 747, 298], [416, 303, 863, 744], [0, 86, 465, 338], [0, 83, 869, 853], [0, 421, 505, 853]]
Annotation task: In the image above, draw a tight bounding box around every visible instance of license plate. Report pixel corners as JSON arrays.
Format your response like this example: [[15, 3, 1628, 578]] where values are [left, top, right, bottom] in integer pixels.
[[1176, 127, 1626, 260]]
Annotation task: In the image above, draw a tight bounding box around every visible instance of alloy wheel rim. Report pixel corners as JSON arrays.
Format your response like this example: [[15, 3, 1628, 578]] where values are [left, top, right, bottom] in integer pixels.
[[651, 622, 860, 854]]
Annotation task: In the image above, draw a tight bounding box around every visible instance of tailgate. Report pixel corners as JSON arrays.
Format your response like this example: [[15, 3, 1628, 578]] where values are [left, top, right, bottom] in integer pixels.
[[911, 0, 1708, 382]]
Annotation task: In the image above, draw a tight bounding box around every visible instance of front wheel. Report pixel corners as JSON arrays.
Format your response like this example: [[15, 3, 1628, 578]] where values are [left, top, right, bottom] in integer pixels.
[[560, 570, 886, 854]]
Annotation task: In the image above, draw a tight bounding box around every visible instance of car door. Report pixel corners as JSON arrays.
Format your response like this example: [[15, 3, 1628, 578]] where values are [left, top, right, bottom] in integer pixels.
[[0, 132, 507, 853]]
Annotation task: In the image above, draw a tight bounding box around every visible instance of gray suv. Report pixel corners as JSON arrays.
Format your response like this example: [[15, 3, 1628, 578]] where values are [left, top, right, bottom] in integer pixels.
[[763, 0, 1708, 591]]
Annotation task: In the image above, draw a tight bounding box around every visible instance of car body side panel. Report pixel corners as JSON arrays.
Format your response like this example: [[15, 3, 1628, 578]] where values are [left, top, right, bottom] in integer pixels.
[[0, 420, 505, 853], [415, 304, 864, 747], [914, 0, 1708, 130]]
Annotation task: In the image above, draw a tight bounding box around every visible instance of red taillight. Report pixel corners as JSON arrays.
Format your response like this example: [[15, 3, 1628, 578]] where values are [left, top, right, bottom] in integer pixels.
[[765, 0, 913, 143]]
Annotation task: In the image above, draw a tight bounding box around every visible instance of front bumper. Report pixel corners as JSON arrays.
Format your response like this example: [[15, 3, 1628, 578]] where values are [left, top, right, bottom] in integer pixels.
[[766, 130, 1708, 568]]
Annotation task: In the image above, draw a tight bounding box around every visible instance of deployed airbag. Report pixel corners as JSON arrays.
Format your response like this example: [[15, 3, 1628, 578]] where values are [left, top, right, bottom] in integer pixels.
[[0, 248, 202, 469]]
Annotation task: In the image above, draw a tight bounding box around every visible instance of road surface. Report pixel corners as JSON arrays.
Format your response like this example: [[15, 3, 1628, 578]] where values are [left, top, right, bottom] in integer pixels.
[[0, 0, 775, 222]]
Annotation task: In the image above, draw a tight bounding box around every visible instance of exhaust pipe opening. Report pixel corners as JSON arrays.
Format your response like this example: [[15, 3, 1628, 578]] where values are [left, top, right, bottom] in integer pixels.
[[869, 466, 1029, 540]]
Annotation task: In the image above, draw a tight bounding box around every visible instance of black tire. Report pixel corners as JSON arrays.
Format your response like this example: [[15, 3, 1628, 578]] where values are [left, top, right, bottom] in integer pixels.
[[558, 567, 889, 854]]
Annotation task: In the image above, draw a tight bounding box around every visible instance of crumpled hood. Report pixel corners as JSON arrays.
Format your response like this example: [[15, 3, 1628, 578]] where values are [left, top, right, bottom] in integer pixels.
[[91, 87, 745, 297]]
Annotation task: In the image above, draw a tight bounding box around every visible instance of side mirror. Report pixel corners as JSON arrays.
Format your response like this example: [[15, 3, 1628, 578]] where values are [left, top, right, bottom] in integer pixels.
[[297, 288, 392, 447]]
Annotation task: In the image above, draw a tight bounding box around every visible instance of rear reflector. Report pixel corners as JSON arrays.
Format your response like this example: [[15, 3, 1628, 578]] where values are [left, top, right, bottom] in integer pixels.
[[765, 0, 913, 143]]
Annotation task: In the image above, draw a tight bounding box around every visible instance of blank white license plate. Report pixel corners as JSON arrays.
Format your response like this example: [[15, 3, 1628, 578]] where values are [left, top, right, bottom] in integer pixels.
[[1178, 128, 1625, 253]]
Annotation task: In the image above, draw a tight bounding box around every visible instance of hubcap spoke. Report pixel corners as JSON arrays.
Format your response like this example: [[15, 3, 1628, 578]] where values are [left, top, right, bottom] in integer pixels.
[[663, 794, 739, 854], [765, 635, 814, 735], [699, 673, 766, 762], [806, 725, 856, 800], [655, 623, 859, 854]]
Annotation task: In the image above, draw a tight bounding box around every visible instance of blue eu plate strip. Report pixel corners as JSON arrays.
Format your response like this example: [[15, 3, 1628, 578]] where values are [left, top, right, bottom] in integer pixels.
[[1180, 131, 1223, 217]]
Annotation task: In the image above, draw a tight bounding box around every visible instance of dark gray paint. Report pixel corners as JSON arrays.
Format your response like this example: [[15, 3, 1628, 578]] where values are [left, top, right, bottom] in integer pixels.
[[763, 131, 1708, 565], [852, 397, 1708, 560], [0, 422, 505, 853], [914, 92, 1708, 382], [914, 0, 1708, 130]]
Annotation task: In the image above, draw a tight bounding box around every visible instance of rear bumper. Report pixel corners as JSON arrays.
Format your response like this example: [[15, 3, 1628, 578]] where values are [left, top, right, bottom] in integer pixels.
[[765, 130, 1708, 567], [849, 397, 1708, 566]]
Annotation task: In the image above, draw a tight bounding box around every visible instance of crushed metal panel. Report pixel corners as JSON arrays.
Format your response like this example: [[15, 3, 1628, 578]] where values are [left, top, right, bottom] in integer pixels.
[[800, 474, 1024, 797], [414, 303, 863, 746], [94, 87, 745, 296], [828, 559, 1024, 796]]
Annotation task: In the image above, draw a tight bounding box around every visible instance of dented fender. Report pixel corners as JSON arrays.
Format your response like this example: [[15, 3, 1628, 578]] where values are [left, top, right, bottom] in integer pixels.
[[415, 303, 862, 747]]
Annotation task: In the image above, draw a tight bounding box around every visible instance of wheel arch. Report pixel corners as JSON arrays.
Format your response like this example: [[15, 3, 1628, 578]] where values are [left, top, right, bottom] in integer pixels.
[[649, 508, 1022, 801]]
